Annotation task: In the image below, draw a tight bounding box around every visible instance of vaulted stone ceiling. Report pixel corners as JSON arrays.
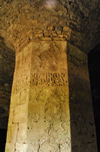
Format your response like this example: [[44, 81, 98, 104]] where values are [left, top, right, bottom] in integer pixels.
[[0, 0, 100, 53]]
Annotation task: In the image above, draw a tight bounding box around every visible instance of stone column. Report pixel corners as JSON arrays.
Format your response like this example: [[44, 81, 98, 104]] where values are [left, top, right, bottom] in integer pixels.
[[5, 40, 97, 152], [5, 40, 71, 152], [67, 43, 97, 152]]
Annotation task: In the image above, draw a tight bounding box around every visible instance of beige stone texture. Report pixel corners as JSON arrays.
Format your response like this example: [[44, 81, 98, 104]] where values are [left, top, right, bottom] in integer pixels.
[[0, 0, 100, 53], [17, 122, 27, 143], [5, 40, 97, 152], [5, 143, 14, 152], [5, 40, 71, 152], [15, 143, 27, 152], [13, 103, 28, 124], [6, 124, 17, 143]]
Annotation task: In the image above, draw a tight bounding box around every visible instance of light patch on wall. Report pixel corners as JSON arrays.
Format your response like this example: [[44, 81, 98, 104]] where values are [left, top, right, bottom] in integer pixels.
[[44, 0, 57, 9]]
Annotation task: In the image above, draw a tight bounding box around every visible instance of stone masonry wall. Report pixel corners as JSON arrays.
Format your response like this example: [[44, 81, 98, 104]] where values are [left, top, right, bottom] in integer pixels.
[[0, 40, 15, 128], [0, 0, 100, 53], [67, 43, 97, 152]]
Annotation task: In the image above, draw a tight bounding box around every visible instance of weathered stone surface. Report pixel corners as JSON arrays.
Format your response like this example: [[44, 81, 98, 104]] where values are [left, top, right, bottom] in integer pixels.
[[0, 1, 99, 151], [5, 40, 71, 152], [67, 42, 97, 151], [0, 0, 100, 52], [0, 40, 15, 128], [16, 122, 27, 143], [5, 40, 98, 152]]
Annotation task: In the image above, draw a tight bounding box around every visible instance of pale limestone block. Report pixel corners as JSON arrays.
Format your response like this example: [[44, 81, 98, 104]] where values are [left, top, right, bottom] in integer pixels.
[[39, 131, 49, 145], [29, 86, 55, 103], [6, 124, 18, 143], [61, 143, 71, 152], [17, 122, 27, 143], [27, 122, 44, 143], [8, 115, 13, 126], [19, 88, 29, 104], [52, 119, 62, 130], [28, 103, 44, 122], [26, 143, 39, 152], [39, 142, 59, 152], [12, 78, 30, 94], [23, 46, 31, 59], [13, 103, 28, 123], [8, 108, 14, 125], [15, 143, 27, 152], [54, 41, 67, 52], [10, 93, 19, 108], [40, 41, 51, 52], [49, 127, 69, 144], [5, 142, 15, 152], [32, 41, 40, 50], [5, 143, 10, 152]]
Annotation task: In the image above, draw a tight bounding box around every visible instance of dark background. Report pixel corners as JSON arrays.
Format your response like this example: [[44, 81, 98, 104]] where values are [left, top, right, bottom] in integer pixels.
[[88, 43, 100, 152]]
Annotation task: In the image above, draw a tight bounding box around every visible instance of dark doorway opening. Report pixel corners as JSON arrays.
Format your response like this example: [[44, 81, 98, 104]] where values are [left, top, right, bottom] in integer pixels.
[[88, 42, 100, 152]]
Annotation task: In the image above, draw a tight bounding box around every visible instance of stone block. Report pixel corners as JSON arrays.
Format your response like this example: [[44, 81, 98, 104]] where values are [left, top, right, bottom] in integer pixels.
[[27, 122, 44, 144], [58, 34, 64, 38], [5, 143, 12, 152], [41, 37, 52, 41], [61, 143, 71, 152], [15, 143, 27, 152], [6, 124, 18, 143], [39, 142, 59, 152], [19, 88, 29, 104], [72, 57, 80, 66], [57, 31, 62, 35], [17, 122, 27, 143], [10, 93, 19, 108], [53, 37, 65, 41], [26, 143, 39, 152], [13, 103, 28, 123], [28, 103, 44, 123], [63, 26, 71, 32], [67, 42, 87, 62]]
